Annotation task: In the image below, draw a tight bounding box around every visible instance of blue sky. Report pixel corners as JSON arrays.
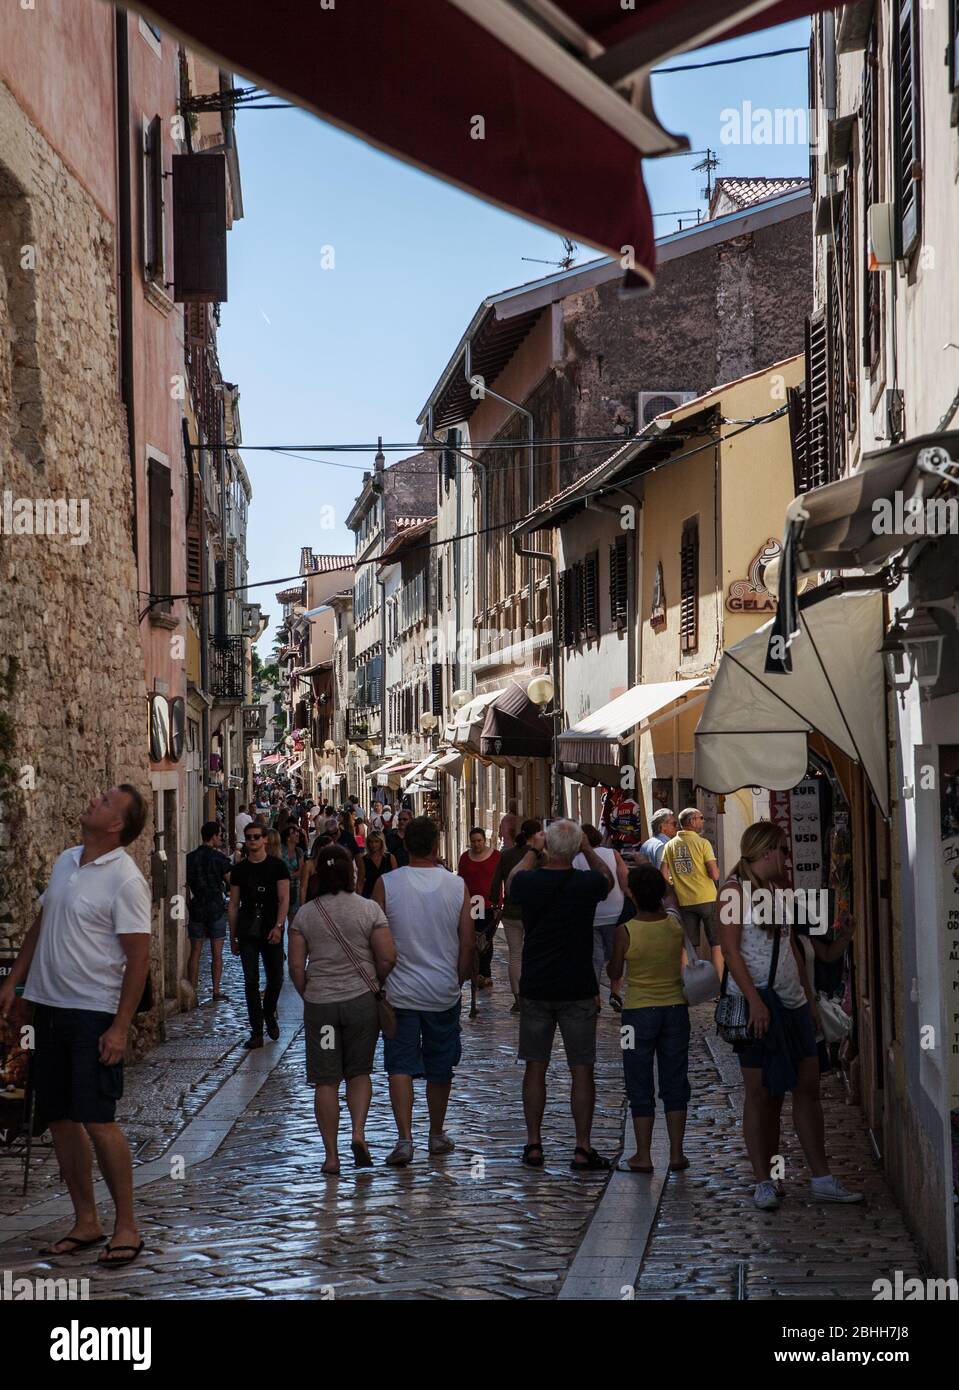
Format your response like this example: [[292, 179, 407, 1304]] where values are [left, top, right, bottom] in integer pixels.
[[216, 20, 811, 652]]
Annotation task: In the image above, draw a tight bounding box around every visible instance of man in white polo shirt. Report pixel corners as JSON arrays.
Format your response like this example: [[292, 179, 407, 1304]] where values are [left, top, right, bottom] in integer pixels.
[[0, 785, 151, 1268]]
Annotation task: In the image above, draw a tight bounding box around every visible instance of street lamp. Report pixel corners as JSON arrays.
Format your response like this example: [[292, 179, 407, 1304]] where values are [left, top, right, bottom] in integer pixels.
[[901, 608, 945, 693], [527, 674, 554, 707], [451, 688, 470, 712]]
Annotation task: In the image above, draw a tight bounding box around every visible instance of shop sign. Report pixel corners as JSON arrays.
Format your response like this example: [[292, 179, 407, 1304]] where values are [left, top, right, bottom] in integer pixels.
[[726, 538, 780, 614], [769, 778, 824, 891]]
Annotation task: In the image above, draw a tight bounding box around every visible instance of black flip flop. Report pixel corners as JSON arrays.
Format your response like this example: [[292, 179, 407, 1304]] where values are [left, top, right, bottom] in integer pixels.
[[97, 1240, 145, 1269], [570, 1146, 612, 1171], [522, 1142, 545, 1167], [39, 1234, 106, 1256], [351, 1141, 374, 1168]]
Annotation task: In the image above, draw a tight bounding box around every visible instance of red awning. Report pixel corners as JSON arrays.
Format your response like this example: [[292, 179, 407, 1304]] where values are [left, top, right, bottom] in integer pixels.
[[132, 1, 834, 283]]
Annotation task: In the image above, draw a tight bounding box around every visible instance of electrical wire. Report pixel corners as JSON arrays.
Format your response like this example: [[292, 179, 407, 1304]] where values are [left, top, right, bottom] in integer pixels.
[[142, 408, 786, 615]]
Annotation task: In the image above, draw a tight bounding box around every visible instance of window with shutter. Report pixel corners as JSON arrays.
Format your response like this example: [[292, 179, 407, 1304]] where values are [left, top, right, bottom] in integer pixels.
[[557, 570, 567, 647], [172, 153, 228, 302], [214, 558, 227, 636], [862, 25, 882, 369], [141, 115, 166, 286], [582, 551, 599, 639], [893, 0, 922, 259], [609, 534, 628, 630], [803, 312, 831, 491], [679, 519, 699, 655], [148, 457, 172, 613], [840, 178, 856, 434], [826, 249, 846, 479], [431, 662, 443, 715]]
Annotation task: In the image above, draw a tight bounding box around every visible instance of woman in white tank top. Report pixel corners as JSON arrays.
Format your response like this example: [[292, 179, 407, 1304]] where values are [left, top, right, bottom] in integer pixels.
[[718, 822, 862, 1212]]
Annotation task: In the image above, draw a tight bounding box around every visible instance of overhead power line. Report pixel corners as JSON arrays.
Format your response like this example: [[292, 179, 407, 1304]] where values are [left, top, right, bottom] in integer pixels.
[[145, 408, 786, 614]]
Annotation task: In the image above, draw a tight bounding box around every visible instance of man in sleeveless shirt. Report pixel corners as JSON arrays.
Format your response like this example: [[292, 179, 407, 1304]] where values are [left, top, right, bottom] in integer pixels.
[[373, 817, 473, 1166]]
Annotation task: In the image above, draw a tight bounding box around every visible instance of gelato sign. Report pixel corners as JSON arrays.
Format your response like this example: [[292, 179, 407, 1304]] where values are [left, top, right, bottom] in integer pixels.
[[726, 538, 780, 614]]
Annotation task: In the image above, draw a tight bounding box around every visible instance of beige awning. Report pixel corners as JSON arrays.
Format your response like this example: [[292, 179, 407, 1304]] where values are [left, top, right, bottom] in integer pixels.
[[558, 679, 708, 771], [452, 689, 505, 755], [694, 591, 888, 818], [402, 752, 442, 788], [789, 431, 959, 572], [435, 750, 464, 779]]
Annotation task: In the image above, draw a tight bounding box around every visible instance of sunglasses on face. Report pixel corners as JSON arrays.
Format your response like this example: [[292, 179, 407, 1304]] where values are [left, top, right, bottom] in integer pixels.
[[245, 833, 263, 842]]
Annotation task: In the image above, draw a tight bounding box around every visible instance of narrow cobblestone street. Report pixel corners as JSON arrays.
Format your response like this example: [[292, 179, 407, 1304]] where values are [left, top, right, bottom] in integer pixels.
[[0, 946, 924, 1300]]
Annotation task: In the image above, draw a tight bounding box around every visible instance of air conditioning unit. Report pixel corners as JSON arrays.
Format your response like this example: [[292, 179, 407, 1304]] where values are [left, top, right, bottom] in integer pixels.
[[240, 603, 261, 637], [635, 390, 697, 430]]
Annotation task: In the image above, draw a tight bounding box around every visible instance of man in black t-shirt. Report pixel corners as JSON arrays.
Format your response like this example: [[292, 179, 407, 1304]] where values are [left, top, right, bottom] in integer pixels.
[[228, 823, 290, 1049], [385, 808, 412, 868], [186, 821, 232, 1000], [508, 819, 613, 1172]]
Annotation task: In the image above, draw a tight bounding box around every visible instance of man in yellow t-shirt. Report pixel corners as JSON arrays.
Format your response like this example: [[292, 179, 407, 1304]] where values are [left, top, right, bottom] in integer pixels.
[[661, 807, 722, 973]]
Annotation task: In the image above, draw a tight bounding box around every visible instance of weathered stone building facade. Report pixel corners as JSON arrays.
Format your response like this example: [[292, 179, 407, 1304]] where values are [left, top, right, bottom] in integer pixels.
[[0, 74, 153, 1034]]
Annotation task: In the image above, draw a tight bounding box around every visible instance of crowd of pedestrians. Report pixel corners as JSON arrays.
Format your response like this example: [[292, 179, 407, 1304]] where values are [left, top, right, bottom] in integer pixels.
[[0, 783, 863, 1269]]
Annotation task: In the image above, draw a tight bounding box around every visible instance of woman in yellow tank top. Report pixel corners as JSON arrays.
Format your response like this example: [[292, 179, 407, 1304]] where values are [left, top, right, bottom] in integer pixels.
[[607, 866, 690, 1174]]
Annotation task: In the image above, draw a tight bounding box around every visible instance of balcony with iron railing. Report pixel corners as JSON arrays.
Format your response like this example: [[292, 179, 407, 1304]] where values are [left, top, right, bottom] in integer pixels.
[[210, 635, 245, 701]]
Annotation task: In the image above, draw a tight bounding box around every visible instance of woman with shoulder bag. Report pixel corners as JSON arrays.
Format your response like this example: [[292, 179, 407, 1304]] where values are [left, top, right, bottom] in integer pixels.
[[717, 823, 863, 1212], [288, 845, 397, 1175]]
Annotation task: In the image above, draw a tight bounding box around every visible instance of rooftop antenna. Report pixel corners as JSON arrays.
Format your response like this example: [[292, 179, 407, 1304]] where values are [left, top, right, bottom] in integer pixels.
[[692, 147, 720, 206], [522, 236, 578, 271]]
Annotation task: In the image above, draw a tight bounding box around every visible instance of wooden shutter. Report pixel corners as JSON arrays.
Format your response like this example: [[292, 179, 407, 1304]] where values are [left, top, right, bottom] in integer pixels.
[[826, 251, 846, 480], [840, 178, 856, 432], [862, 28, 882, 369], [557, 569, 567, 646], [893, 0, 921, 259], [431, 662, 443, 715], [214, 558, 227, 636], [804, 311, 831, 491], [609, 534, 628, 630], [951, 0, 959, 95], [172, 153, 228, 302], [148, 458, 172, 612], [582, 551, 599, 639], [679, 519, 699, 654]]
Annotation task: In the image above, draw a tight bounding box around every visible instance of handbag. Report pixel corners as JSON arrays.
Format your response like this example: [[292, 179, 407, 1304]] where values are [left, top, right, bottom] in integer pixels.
[[715, 916, 780, 1043], [311, 897, 397, 1040], [677, 912, 720, 1005], [817, 992, 853, 1043]]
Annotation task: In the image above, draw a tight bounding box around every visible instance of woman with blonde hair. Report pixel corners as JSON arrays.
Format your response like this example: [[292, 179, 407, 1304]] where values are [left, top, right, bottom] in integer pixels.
[[717, 821, 863, 1211], [266, 829, 283, 860]]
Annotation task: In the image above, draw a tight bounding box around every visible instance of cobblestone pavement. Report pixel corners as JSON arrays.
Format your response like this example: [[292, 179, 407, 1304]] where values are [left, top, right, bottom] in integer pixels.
[[0, 947, 627, 1299], [0, 946, 924, 1300], [632, 1004, 925, 1300]]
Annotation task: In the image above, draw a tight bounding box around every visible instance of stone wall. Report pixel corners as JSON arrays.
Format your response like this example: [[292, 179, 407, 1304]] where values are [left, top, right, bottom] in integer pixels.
[[562, 210, 812, 450], [0, 80, 157, 1045]]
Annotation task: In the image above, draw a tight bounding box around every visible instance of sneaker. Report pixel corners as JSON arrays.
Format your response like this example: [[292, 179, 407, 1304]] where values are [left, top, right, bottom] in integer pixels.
[[428, 1132, 455, 1156], [753, 1180, 781, 1211], [385, 1140, 414, 1167], [810, 1175, 864, 1203]]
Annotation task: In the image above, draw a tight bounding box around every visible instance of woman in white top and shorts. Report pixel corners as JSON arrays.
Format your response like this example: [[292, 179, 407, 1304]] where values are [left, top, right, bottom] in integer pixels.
[[718, 822, 863, 1212], [288, 845, 396, 1175]]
